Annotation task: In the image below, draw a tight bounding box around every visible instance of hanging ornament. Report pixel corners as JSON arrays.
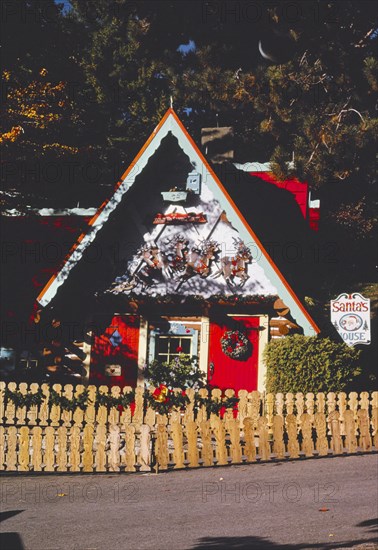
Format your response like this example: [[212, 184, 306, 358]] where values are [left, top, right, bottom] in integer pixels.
[[152, 384, 169, 403]]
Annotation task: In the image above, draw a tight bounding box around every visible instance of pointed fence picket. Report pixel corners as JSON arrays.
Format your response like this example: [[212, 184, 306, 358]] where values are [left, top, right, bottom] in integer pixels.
[[0, 382, 376, 472]]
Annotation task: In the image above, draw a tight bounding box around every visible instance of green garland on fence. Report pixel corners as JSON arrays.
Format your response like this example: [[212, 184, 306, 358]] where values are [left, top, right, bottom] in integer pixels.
[[196, 395, 240, 415], [96, 390, 136, 410], [2, 386, 239, 417], [3, 387, 45, 408], [145, 386, 190, 416], [48, 388, 91, 412]]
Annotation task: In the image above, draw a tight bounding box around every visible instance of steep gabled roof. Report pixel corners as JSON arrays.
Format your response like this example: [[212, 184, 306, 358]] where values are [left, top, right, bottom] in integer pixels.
[[37, 108, 319, 335]]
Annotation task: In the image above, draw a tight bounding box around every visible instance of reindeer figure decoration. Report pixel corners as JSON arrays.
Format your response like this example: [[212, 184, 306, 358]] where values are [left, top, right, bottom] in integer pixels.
[[111, 243, 168, 293], [179, 239, 220, 283], [134, 243, 169, 288], [165, 234, 189, 276], [213, 238, 253, 288]]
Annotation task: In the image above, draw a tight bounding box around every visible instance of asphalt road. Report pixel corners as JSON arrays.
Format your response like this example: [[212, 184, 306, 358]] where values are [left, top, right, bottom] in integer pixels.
[[1, 454, 377, 550]]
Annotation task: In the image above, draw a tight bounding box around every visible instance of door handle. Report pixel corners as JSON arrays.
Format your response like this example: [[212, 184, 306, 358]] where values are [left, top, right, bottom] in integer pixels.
[[209, 361, 215, 380]]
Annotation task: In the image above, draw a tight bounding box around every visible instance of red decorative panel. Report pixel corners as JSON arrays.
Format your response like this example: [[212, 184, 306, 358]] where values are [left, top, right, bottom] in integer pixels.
[[90, 315, 140, 387], [249, 172, 309, 219], [208, 316, 260, 392]]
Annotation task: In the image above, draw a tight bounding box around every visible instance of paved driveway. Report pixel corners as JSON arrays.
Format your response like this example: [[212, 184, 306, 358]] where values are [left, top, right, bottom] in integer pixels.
[[1, 454, 377, 550]]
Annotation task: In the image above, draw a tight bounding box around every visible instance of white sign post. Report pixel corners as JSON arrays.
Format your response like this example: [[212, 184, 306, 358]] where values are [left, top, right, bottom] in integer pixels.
[[330, 293, 371, 346]]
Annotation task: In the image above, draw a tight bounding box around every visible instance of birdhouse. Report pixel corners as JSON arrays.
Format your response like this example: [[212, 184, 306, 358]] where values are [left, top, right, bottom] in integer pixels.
[[186, 170, 201, 194]]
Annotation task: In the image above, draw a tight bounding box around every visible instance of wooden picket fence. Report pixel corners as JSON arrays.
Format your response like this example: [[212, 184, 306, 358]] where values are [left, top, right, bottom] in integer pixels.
[[0, 381, 377, 473]]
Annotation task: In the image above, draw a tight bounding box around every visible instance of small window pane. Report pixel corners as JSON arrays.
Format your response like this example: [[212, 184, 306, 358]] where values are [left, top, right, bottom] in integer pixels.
[[157, 337, 169, 353], [169, 338, 181, 353], [180, 339, 191, 354]]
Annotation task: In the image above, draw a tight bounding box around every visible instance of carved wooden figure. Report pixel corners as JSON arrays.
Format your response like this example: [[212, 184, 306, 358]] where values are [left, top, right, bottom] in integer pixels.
[[27, 383, 40, 426], [31, 426, 42, 471], [44, 426, 56, 471], [138, 424, 151, 472], [199, 420, 213, 466], [272, 415, 285, 459], [61, 385, 73, 427], [96, 386, 109, 426], [108, 424, 120, 472], [5, 382, 17, 425], [328, 410, 342, 454], [82, 424, 94, 472], [57, 426, 67, 471], [286, 414, 299, 458], [6, 426, 17, 470], [314, 412, 328, 456], [84, 385, 97, 425], [243, 418, 257, 462], [133, 386, 144, 426], [0, 426, 5, 470], [69, 425, 81, 472], [357, 408, 372, 452], [229, 418, 242, 464], [94, 424, 107, 472], [300, 413, 314, 457], [50, 384, 62, 426], [72, 385, 85, 427], [285, 393, 294, 416], [344, 409, 357, 453], [18, 425, 30, 471], [156, 424, 169, 470], [16, 383, 28, 426], [171, 418, 184, 469], [210, 414, 227, 466], [257, 416, 270, 461], [125, 424, 136, 472], [185, 420, 199, 468]]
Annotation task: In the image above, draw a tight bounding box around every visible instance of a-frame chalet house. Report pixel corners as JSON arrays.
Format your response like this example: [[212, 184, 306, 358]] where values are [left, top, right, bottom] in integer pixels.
[[37, 109, 320, 392]]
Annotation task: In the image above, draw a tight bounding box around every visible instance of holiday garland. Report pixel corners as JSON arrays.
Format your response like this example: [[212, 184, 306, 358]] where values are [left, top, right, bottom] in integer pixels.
[[220, 330, 249, 359], [2, 386, 239, 417], [3, 387, 45, 408], [146, 384, 190, 415]]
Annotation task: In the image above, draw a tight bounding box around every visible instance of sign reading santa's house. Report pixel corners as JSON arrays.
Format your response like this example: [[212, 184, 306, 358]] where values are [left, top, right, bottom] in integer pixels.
[[331, 293, 371, 346]]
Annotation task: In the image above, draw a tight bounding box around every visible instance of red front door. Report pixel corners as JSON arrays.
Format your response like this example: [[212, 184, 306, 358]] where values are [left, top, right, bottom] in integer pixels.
[[90, 315, 139, 387], [208, 315, 260, 392]]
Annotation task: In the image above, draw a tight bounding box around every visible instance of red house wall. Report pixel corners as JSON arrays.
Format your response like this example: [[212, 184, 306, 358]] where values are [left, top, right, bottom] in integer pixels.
[[90, 315, 139, 387]]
